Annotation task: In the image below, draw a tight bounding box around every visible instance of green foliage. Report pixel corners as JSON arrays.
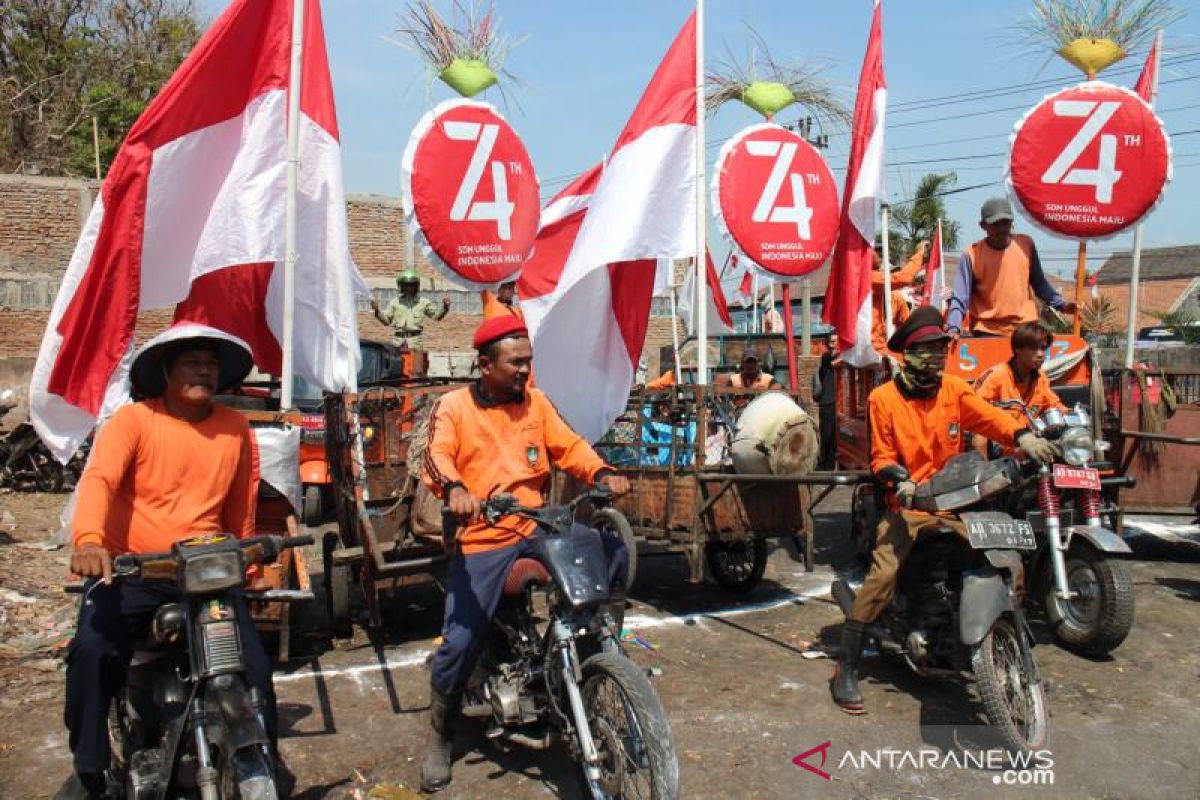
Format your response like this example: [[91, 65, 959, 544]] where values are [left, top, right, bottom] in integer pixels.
[[1019, 0, 1182, 51], [1, 0, 201, 177], [888, 173, 962, 264]]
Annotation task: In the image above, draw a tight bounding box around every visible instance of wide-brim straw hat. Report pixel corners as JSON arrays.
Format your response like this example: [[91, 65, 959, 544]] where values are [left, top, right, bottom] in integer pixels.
[[130, 323, 254, 399]]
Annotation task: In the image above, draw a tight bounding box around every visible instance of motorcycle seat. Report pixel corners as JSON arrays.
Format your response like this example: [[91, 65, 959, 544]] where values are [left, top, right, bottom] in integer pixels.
[[503, 558, 551, 596]]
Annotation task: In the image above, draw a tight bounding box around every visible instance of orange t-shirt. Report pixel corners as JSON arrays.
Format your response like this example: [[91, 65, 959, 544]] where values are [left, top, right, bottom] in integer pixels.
[[423, 385, 609, 553], [975, 362, 1066, 422], [868, 375, 1025, 484], [72, 400, 257, 553], [729, 372, 775, 389], [870, 248, 924, 355], [480, 291, 526, 322]]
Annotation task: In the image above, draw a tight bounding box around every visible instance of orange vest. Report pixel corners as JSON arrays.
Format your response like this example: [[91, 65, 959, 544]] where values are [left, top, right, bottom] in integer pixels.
[[731, 372, 774, 389], [966, 235, 1040, 336]]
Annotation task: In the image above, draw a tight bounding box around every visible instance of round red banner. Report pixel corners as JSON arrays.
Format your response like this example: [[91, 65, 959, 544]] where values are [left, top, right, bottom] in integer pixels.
[[401, 98, 540, 287], [1007, 81, 1171, 241], [712, 123, 839, 278]]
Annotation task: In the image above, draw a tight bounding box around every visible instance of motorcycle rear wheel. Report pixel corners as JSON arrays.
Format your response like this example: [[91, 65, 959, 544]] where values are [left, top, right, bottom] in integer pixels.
[[580, 652, 679, 800], [1043, 545, 1134, 656], [972, 618, 1049, 756]]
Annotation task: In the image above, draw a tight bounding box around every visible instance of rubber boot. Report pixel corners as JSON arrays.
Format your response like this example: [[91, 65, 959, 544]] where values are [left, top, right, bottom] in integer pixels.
[[420, 687, 461, 793], [831, 620, 867, 714]]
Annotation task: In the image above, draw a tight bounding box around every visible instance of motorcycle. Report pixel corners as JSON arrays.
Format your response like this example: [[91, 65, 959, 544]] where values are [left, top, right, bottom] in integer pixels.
[[991, 402, 1135, 655], [450, 489, 679, 800], [67, 533, 313, 800], [0, 421, 65, 492], [837, 457, 1049, 755]]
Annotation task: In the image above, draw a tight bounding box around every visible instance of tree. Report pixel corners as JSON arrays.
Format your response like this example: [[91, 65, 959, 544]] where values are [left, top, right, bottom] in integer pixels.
[[888, 172, 962, 264], [1, 0, 201, 177]]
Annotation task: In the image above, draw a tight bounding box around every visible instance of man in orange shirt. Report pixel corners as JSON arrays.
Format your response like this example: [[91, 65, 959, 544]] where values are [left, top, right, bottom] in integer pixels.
[[870, 240, 927, 355], [973, 323, 1067, 456], [419, 315, 630, 793], [946, 198, 1076, 338], [720, 351, 778, 389], [831, 307, 1055, 714], [59, 325, 273, 800], [479, 280, 524, 322]]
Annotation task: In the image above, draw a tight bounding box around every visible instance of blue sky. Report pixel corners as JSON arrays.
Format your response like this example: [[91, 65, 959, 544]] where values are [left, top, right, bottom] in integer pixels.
[[201, 0, 1200, 277]]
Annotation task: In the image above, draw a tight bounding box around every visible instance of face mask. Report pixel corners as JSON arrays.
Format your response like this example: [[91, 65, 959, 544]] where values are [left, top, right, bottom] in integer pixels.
[[899, 348, 946, 396]]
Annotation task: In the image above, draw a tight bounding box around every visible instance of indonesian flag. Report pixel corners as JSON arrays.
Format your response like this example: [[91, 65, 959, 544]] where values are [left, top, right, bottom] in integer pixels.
[[1134, 34, 1160, 103], [822, 0, 886, 367], [735, 255, 755, 308], [678, 250, 735, 336], [520, 13, 697, 442], [921, 221, 943, 308], [30, 0, 365, 461]]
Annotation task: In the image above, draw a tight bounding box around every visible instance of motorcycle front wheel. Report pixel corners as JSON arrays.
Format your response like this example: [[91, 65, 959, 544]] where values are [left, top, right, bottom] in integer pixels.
[[580, 652, 679, 800], [219, 746, 279, 800], [1043, 545, 1134, 656], [971, 618, 1049, 756]]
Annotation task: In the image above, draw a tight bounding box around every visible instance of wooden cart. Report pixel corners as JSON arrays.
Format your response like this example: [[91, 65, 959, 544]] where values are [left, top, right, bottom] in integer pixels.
[[573, 384, 866, 592]]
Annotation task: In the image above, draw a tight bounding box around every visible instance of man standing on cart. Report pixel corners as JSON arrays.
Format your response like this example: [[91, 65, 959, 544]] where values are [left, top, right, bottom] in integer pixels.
[[418, 315, 631, 793], [945, 198, 1075, 338], [831, 306, 1057, 714], [369, 267, 450, 350]]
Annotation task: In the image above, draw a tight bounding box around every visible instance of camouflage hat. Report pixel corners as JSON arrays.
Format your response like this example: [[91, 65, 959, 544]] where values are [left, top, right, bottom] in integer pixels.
[[396, 268, 420, 287]]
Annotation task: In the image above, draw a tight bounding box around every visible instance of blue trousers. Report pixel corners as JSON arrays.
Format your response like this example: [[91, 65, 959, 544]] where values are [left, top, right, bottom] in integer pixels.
[[64, 579, 276, 774], [431, 527, 627, 695]]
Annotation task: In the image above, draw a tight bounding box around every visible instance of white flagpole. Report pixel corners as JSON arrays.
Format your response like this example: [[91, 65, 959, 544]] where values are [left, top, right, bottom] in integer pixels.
[[1125, 28, 1164, 369], [669, 285, 683, 383], [280, 0, 306, 410], [752, 270, 759, 333], [881, 205, 894, 340], [694, 0, 708, 385], [935, 217, 946, 312]]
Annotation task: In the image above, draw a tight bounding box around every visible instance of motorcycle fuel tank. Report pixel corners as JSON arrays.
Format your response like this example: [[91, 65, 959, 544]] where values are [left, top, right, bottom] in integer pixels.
[[911, 452, 1022, 513]]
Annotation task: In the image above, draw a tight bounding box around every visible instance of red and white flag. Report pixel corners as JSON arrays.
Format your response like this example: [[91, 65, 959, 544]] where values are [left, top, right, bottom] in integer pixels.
[[822, 0, 886, 367], [1134, 34, 1160, 103], [520, 13, 697, 441], [735, 256, 756, 308], [678, 250, 735, 336], [921, 221, 943, 308], [30, 0, 365, 461]]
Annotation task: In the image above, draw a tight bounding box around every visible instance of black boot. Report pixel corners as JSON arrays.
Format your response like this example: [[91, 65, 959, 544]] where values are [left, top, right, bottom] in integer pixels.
[[420, 687, 461, 793], [831, 620, 867, 714]]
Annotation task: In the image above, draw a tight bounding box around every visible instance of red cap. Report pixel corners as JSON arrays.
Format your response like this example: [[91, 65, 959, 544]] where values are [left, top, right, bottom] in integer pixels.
[[472, 315, 529, 350]]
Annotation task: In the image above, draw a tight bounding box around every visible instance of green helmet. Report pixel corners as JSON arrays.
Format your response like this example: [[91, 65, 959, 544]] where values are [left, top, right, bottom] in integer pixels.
[[396, 268, 420, 288]]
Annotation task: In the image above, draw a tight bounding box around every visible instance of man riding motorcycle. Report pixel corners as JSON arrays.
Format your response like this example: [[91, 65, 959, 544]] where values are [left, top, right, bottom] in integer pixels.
[[419, 315, 631, 793], [58, 324, 278, 799], [832, 306, 1056, 714]]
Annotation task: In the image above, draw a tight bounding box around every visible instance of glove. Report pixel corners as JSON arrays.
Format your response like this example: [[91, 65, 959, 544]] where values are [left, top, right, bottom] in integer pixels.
[[894, 480, 917, 509], [1017, 432, 1056, 464]]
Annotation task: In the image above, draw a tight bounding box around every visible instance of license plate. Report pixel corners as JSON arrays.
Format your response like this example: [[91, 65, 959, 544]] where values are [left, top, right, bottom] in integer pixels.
[[966, 518, 1037, 550], [1053, 464, 1100, 490], [299, 413, 324, 431]]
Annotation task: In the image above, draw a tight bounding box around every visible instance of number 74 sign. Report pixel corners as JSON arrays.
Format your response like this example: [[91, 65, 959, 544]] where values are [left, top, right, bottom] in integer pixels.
[[1007, 81, 1170, 241], [713, 123, 840, 279], [401, 99, 540, 287]]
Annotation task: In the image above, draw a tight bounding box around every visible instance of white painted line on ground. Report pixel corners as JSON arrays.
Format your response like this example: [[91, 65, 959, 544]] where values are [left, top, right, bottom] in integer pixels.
[[623, 575, 835, 630], [275, 648, 432, 684], [276, 575, 837, 685]]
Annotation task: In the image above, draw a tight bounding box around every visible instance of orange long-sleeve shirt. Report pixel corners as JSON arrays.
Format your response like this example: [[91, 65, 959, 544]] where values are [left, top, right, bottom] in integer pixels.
[[868, 375, 1025, 484], [72, 400, 257, 553], [975, 362, 1067, 422], [870, 246, 925, 355], [423, 384, 610, 553]]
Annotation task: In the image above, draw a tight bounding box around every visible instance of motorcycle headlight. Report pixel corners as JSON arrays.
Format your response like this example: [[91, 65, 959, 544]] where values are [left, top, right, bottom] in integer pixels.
[[181, 551, 244, 594], [1059, 426, 1094, 467]]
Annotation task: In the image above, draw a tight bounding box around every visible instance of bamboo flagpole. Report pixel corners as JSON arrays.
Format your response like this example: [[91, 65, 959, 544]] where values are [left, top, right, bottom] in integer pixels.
[[694, 0, 709, 386], [935, 217, 946, 311], [280, 0, 306, 410], [669, 282, 683, 383], [1125, 28, 1164, 368], [1071, 66, 1100, 338]]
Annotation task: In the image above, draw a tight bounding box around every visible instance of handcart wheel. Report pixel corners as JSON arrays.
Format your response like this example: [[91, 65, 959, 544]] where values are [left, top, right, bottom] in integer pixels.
[[593, 507, 638, 592], [705, 538, 767, 593]]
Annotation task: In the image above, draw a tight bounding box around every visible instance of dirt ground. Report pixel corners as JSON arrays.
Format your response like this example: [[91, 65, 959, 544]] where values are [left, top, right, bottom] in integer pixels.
[[2, 488, 1199, 799]]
